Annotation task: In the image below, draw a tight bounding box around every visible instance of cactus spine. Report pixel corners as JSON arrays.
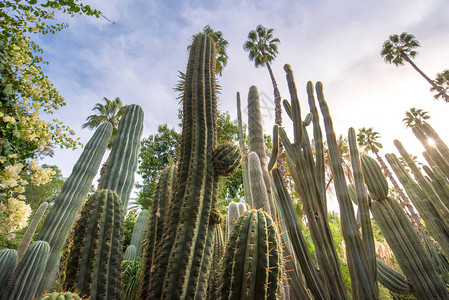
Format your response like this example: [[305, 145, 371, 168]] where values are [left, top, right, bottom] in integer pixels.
[[2, 241, 50, 300], [247, 85, 276, 216], [99, 104, 144, 211], [17, 202, 48, 262], [36, 123, 112, 293], [64, 189, 124, 299], [219, 209, 281, 299]]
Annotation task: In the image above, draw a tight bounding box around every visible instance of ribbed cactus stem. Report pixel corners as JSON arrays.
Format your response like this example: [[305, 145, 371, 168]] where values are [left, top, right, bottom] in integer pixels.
[[99, 104, 144, 211], [129, 209, 150, 257], [2, 241, 50, 300], [237, 202, 247, 215], [362, 154, 449, 299], [219, 209, 281, 299], [64, 189, 124, 299], [0, 249, 17, 298], [248, 152, 271, 214], [39, 291, 82, 300], [37, 122, 112, 293], [247, 85, 276, 216], [227, 201, 241, 236], [376, 259, 413, 295], [124, 245, 137, 261], [17, 202, 48, 262], [236, 92, 252, 206]]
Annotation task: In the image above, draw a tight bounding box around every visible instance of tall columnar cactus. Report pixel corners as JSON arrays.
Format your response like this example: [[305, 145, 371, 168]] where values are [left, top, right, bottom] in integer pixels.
[[17, 202, 48, 262], [36, 123, 112, 293], [206, 220, 225, 299], [361, 154, 449, 299], [227, 201, 243, 236], [376, 259, 413, 296], [247, 85, 276, 216], [129, 209, 150, 257], [144, 33, 240, 299], [64, 189, 124, 300], [248, 151, 272, 214], [0, 249, 17, 298], [140, 165, 176, 299], [99, 104, 144, 211], [219, 209, 281, 299], [2, 241, 50, 300], [124, 245, 137, 261], [236, 91, 252, 205]]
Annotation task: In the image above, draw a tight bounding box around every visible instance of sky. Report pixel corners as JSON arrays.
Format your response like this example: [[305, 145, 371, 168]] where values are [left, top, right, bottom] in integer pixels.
[[39, 0, 449, 205]]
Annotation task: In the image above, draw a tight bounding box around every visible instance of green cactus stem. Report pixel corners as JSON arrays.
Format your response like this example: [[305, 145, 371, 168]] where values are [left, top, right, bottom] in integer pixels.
[[227, 201, 242, 236], [17, 202, 48, 262], [248, 151, 272, 214], [236, 92, 252, 206], [376, 259, 413, 295], [64, 189, 124, 300], [36, 122, 112, 293], [267, 124, 279, 172], [124, 245, 137, 261], [2, 241, 50, 300], [99, 104, 144, 211], [0, 249, 17, 298], [129, 209, 150, 257], [213, 142, 241, 176], [219, 209, 281, 299]]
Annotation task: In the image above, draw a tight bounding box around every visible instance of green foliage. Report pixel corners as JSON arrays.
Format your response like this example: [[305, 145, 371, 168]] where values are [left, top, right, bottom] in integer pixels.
[[380, 32, 419, 66], [357, 127, 383, 154], [432, 69, 449, 102], [121, 259, 141, 300], [123, 210, 137, 252], [137, 124, 179, 207], [243, 24, 280, 68], [403, 108, 430, 129]]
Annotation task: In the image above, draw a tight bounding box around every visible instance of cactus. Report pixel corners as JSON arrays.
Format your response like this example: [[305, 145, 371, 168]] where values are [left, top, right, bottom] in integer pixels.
[[227, 201, 242, 236], [248, 151, 272, 214], [376, 259, 413, 295], [361, 154, 449, 299], [64, 189, 124, 300], [0, 249, 17, 298], [139, 165, 176, 300], [247, 85, 276, 216], [206, 221, 225, 299], [17, 202, 48, 262], [236, 92, 252, 205], [2, 241, 50, 300], [129, 209, 150, 257], [144, 33, 240, 299], [124, 245, 137, 261], [36, 123, 112, 293], [212, 142, 241, 176], [219, 209, 281, 299], [99, 104, 144, 211], [39, 291, 83, 300]]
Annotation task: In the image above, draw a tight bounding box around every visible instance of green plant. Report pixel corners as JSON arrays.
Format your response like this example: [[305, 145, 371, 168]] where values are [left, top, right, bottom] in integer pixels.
[[219, 209, 281, 299], [0, 248, 17, 298], [39, 291, 83, 300], [129, 209, 150, 257], [36, 122, 112, 293], [64, 189, 124, 299]]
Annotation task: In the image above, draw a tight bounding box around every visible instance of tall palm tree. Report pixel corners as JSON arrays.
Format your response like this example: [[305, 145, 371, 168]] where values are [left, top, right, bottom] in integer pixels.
[[431, 69, 449, 102], [357, 127, 421, 228], [380, 32, 449, 102], [243, 24, 282, 126], [82, 97, 126, 148], [82, 96, 126, 186], [403, 107, 430, 128]]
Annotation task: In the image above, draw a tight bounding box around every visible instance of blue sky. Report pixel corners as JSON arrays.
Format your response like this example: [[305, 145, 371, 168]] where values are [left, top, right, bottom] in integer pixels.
[[40, 0, 449, 203]]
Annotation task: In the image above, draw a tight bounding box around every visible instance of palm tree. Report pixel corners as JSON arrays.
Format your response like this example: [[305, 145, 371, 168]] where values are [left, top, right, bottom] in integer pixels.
[[403, 107, 430, 128], [380, 32, 449, 102], [82, 97, 126, 186], [357, 127, 422, 228], [431, 69, 449, 102], [243, 24, 282, 126], [82, 97, 126, 148]]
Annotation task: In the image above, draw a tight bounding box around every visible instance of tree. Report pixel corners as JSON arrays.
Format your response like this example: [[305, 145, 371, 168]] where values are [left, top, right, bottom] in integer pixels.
[[431, 70, 449, 102], [403, 107, 430, 128], [137, 124, 180, 209], [380, 32, 449, 102], [243, 25, 282, 126], [23, 164, 65, 211], [82, 97, 126, 148], [357, 127, 421, 228], [0, 1, 102, 227]]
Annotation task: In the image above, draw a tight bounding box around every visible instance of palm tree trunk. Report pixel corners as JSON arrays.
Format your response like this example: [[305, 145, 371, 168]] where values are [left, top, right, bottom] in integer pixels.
[[374, 151, 423, 229], [402, 54, 449, 102]]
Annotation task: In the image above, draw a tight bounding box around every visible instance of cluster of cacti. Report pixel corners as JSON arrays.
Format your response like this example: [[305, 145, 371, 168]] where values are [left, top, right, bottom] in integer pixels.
[[226, 200, 247, 236], [39, 291, 83, 300], [219, 209, 282, 299]]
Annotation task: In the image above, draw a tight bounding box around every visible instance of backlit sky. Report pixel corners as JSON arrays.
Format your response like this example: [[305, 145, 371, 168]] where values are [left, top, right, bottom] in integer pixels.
[[40, 0, 449, 203]]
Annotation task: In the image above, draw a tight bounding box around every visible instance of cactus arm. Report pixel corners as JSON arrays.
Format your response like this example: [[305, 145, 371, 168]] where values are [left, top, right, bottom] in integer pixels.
[[237, 92, 252, 206], [284, 64, 303, 146], [99, 104, 144, 211], [376, 259, 414, 295], [267, 124, 279, 172], [248, 152, 272, 214], [17, 202, 48, 262], [282, 99, 293, 121], [37, 122, 112, 293]]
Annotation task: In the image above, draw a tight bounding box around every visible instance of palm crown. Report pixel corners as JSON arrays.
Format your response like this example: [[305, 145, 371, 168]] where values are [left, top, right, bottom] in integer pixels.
[[380, 32, 420, 66], [431, 70, 449, 102], [357, 127, 383, 154], [82, 97, 126, 148], [403, 107, 430, 128], [243, 24, 280, 67]]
